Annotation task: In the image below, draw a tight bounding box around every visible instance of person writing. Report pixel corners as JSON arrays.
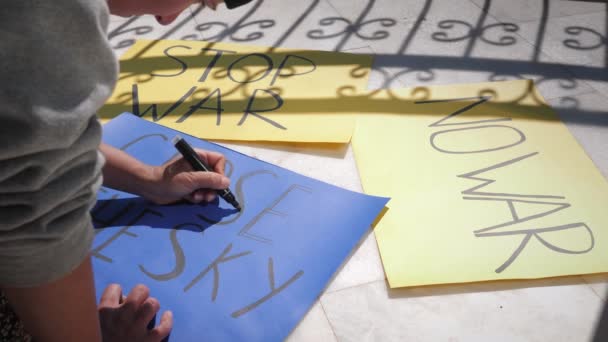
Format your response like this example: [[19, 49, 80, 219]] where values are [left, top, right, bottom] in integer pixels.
[[0, 0, 250, 340]]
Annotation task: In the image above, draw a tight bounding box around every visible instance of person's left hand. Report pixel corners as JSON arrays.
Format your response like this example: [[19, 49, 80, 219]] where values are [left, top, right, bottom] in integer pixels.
[[142, 148, 230, 205], [98, 284, 173, 342]]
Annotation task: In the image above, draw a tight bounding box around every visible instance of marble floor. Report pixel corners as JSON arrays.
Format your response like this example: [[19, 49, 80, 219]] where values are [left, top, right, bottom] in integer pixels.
[[107, 0, 608, 341]]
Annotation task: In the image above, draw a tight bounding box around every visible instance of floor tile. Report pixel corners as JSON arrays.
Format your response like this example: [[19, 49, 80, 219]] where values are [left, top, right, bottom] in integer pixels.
[[548, 91, 608, 180], [582, 273, 608, 301], [286, 301, 338, 342], [516, 12, 607, 68], [574, 66, 608, 99], [107, 5, 205, 56], [326, 0, 415, 54], [329, 0, 490, 30], [322, 278, 603, 342], [349, 46, 409, 90], [470, 0, 607, 23], [582, 76, 608, 99], [325, 230, 386, 293], [189, 0, 368, 51], [369, 21, 595, 100]]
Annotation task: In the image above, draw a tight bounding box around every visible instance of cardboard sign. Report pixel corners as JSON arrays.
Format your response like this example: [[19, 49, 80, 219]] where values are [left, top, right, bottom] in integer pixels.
[[93, 113, 388, 340], [98, 40, 373, 143], [352, 80, 608, 287]]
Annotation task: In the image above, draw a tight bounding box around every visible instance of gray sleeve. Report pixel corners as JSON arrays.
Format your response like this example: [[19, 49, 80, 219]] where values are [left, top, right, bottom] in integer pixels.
[[0, 0, 118, 287]]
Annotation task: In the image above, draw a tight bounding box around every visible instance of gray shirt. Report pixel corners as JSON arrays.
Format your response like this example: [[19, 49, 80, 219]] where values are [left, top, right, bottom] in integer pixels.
[[0, 0, 117, 286]]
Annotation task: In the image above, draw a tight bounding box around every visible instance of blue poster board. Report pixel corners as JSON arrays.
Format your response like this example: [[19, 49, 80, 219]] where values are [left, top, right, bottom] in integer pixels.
[[92, 113, 389, 341]]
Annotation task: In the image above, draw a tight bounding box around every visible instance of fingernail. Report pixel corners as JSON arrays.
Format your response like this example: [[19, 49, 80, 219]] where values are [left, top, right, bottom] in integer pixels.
[[147, 314, 157, 330], [206, 192, 216, 202], [222, 177, 230, 188]]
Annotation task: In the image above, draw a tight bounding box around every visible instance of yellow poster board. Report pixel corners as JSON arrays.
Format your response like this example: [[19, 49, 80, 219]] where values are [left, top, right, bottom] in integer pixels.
[[99, 40, 372, 143], [352, 79, 608, 287]]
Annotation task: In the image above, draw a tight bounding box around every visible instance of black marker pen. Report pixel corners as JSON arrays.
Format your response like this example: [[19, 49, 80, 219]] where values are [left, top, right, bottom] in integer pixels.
[[172, 136, 241, 211]]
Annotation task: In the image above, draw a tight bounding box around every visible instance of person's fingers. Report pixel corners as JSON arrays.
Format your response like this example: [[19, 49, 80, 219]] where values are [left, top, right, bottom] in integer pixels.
[[168, 152, 208, 173], [155, 12, 181, 25], [196, 151, 226, 175], [163, 153, 183, 167], [148, 310, 173, 342], [99, 283, 122, 308], [184, 190, 205, 203], [203, 0, 218, 10], [204, 190, 216, 202], [184, 193, 196, 203], [183, 171, 230, 190], [170, 150, 226, 175], [212, 159, 226, 175], [121, 284, 150, 319], [185, 189, 217, 204], [135, 297, 160, 329]]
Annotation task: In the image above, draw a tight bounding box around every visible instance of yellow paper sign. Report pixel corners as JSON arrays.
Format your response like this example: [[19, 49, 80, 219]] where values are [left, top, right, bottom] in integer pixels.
[[352, 80, 608, 287], [99, 40, 372, 143]]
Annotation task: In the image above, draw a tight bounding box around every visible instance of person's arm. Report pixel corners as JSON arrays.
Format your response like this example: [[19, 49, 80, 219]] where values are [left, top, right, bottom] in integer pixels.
[[107, 0, 223, 25], [3, 255, 173, 342], [106, 0, 254, 25], [2, 256, 101, 342], [99, 143, 157, 199], [100, 143, 230, 205]]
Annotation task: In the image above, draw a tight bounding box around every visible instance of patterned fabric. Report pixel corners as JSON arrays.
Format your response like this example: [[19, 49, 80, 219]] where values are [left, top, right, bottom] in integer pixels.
[[0, 292, 31, 342]]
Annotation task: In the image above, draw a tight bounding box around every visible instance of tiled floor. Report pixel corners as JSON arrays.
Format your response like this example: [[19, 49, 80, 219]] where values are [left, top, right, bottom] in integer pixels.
[[107, 0, 608, 340]]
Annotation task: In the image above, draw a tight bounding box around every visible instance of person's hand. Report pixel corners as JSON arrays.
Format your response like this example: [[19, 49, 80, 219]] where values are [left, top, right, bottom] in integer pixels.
[[153, 0, 224, 25], [108, 0, 224, 25], [98, 284, 172, 342], [143, 148, 230, 205]]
